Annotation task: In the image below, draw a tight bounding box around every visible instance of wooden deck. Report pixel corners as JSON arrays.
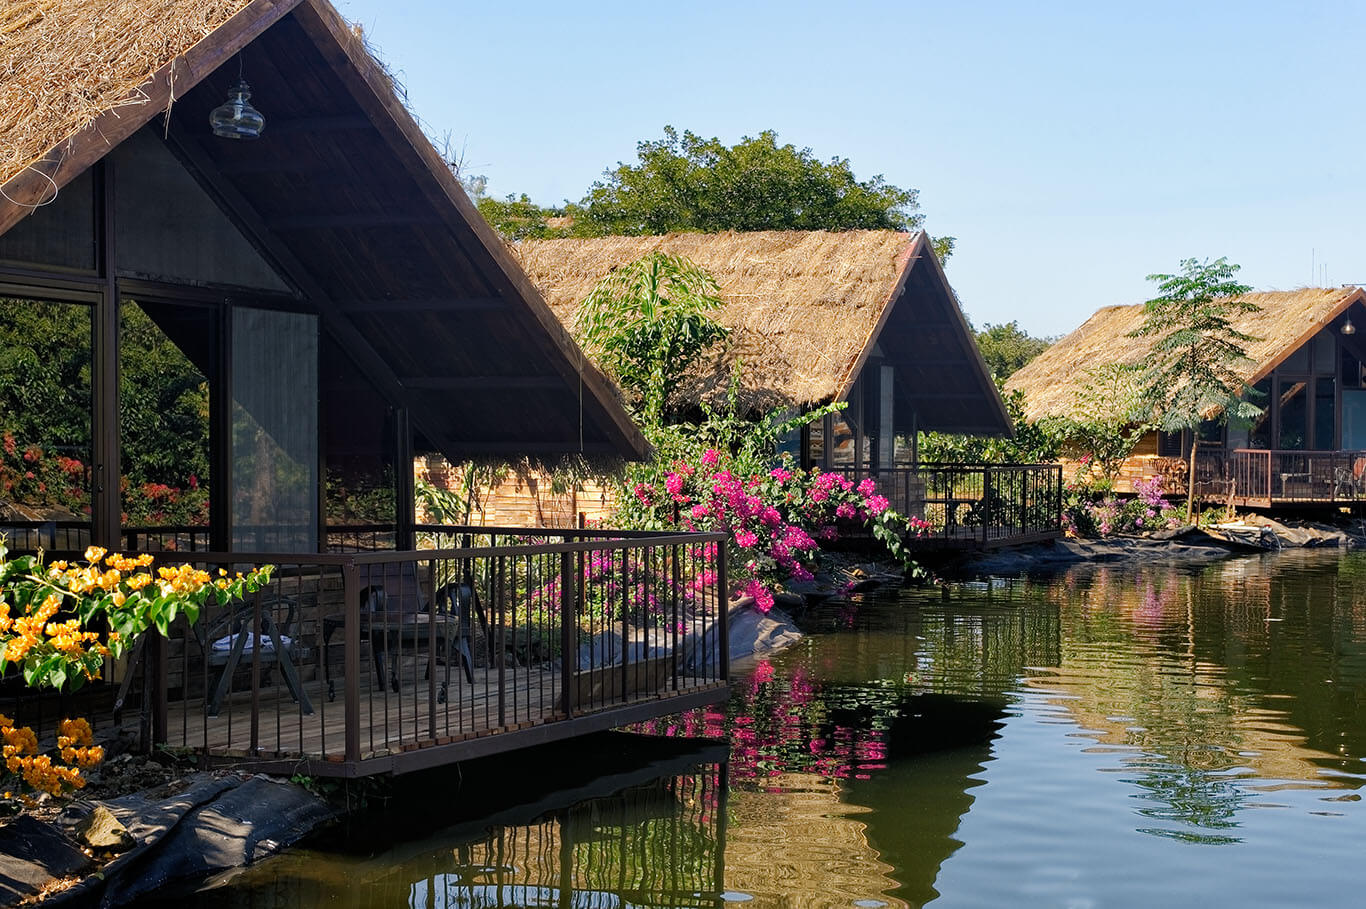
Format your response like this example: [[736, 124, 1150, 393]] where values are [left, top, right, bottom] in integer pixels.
[[154, 657, 726, 776], [159, 647, 726, 770], [0, 532, 733, 778]]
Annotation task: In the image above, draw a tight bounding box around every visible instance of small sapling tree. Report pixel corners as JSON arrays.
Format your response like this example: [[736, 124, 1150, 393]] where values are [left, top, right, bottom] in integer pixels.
[[1128, 257, 1261, 522]]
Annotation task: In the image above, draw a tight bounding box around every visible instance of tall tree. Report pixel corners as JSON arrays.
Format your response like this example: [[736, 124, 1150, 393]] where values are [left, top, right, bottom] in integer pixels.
[[574, 252, 729, 428], [975, 321, 1052, 380], [470, 127, 954, 259], [577, 126, 920, 232], [1128, 257, 1261, 521]]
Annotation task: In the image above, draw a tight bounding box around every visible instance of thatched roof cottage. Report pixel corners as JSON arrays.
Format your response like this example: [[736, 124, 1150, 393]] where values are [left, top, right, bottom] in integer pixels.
[[0, 0, 734, 777], [1007, 286, 1366, 506], [0, 0, 646, 553], [516, 230, 1012, 473]]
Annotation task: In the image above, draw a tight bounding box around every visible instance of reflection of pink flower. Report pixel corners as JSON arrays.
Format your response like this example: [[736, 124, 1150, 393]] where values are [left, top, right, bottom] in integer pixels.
[[754, 661, 775, 684]]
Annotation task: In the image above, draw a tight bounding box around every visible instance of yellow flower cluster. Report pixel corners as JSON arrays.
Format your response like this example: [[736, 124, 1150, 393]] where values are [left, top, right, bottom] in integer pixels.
[[0, 714, 93, 796], [56, 718, 102, 769], [156, 563, 212, 596], [0, 591, 105, 667], [3, 543, 272, 693]]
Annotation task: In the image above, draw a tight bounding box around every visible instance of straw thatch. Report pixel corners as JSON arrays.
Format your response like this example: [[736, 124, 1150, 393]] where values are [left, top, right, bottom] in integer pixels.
[[0, 0, 256, 188], [1006, 287, 1365, 421], [515, 230, 922, 413]]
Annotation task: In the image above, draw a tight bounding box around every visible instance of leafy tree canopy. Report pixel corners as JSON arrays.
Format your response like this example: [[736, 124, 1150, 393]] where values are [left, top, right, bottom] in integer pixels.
[[475, 194, 566, 242], [974, 320, 1052, 381], [465, 126, 954, 259]]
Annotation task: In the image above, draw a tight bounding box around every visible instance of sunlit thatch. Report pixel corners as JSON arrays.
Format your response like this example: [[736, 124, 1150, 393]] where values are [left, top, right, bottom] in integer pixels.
[[0, 0, 258, 187], [515, 230, 924, 413], [1006, 287, 1365, 421]]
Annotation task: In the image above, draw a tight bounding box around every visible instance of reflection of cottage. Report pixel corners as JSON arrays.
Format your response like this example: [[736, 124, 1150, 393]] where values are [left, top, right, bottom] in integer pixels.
[[1008, 287, 1366, 508], [517, 230, 1013, 471]]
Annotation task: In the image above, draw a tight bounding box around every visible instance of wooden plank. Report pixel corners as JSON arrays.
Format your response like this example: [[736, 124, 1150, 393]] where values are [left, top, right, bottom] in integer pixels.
[[0, 0, 304, 236], [268, 212, 445, 231], [401, 376, 563, 391], [334, 298, 506, 313]]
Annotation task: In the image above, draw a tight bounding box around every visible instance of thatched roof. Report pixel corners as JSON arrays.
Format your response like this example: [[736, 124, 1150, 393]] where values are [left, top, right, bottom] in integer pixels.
[[0, 0, 648, 463], [0, 0, 257, 190], [1006, 287, 1366, 421], [516, 230, 1012, 436]]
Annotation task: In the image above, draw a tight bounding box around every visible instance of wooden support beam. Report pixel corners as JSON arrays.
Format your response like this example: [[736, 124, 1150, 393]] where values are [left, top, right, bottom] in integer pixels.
[[444, 441, 620, 455], [910, 392, 997, 401], [291, 0, 647, 460], [266, 211, 444, 231], [335, 298, 505, 313], [157, 125, 471, 465], [265, 115, 373, 135], [401, 376, 563, 391]]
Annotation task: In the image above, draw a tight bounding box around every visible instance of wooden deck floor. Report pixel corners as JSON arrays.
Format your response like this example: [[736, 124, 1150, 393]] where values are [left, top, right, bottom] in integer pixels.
[[152, 656, 724, 773]]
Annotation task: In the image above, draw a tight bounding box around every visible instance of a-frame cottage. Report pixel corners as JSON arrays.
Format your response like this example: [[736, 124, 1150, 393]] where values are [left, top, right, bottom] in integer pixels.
[[1008, 287, 1366, 509], [0, 0, 727, 775], [511, 230, 1063, 547]]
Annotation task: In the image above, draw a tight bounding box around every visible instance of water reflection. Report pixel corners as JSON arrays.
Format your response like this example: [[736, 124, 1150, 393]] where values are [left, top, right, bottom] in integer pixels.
[[197, 551, 1366, 908], [166, 741, 727, 909]]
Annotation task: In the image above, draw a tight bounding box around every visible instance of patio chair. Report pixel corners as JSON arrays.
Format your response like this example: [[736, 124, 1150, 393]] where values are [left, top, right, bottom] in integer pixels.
[[197, 593, 313, 717], [1332, 458, 1365, 499], [323, 562, 474, 703]]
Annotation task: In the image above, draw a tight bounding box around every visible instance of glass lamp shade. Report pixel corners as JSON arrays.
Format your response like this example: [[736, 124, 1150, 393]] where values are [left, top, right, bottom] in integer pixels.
[[1344, 319, 1357, 336], [209, 79, 265, 140]]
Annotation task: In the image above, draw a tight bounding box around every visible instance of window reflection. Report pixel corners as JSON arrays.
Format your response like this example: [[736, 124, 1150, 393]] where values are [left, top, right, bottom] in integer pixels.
[[0, 297, 93, 551]]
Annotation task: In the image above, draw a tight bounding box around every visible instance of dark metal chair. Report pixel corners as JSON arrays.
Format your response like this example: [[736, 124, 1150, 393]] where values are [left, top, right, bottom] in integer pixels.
[[323, 563, 475, 704], [197, 593, 313, 717]]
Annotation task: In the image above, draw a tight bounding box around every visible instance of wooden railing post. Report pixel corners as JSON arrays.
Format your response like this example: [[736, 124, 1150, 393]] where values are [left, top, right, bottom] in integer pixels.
[[342, 559, 360, 764], [716, 538, 729, 684], [146, 630, 169, 751], [560, 551, 575, 717], [981, 467, 992, 545]]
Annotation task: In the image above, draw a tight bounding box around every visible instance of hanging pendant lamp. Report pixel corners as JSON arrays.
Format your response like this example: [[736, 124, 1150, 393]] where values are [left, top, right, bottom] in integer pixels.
[[210, 78, 265, 140]]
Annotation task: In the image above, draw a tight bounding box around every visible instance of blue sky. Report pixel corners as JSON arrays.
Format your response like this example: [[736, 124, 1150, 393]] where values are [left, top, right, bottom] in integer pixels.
[[334, 0, 1366, 338]]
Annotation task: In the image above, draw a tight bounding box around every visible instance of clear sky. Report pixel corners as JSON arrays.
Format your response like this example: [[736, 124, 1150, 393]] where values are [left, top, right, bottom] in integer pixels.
[[333, 0, 1366, 339]]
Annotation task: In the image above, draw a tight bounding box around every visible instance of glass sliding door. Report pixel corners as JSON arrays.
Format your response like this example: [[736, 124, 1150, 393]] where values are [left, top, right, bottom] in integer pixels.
[[0, 297, 94, 551], [119, 300, 214, 551], [1277, 379, 1309, 450], [231, 307, 318, 553]]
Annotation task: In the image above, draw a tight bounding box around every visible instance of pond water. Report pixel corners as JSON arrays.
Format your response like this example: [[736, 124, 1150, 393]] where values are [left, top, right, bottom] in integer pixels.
[[179, 549, 1366, 908]]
